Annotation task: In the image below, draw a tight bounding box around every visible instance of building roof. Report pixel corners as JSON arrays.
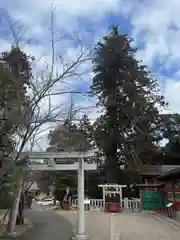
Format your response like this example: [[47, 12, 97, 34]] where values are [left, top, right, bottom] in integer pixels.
[[158, 166, 180, 180], [26, 182, 39, 191], [139, 165, 179, 176], [136, 183, 164, 188]]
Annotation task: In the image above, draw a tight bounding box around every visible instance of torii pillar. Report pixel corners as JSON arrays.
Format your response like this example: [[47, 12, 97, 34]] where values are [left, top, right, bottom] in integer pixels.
[[75, 157, 86, 239], [18, 150, 97, 240], [74, 155, 97, 240]]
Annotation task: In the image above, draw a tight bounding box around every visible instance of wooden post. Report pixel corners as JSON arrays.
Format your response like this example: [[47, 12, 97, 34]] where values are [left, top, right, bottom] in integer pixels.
[[7, 175, 23, 235], [140, 190, 142, 210]]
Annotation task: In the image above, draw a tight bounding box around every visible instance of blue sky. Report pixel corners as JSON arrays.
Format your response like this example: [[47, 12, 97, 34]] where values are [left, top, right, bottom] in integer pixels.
[[0, 0, 180, 149]]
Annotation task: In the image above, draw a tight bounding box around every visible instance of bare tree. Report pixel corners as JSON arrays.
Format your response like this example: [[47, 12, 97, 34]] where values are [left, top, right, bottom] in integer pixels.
[[0, 9, 94, 234]]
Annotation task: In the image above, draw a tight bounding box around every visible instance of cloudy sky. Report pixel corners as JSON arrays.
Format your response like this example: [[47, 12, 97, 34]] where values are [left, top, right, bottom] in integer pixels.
[[0, 0, 179, 149]]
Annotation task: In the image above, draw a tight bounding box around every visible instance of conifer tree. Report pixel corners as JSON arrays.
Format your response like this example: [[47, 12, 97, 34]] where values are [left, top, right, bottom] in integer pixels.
[[91, 26, 165, 182]]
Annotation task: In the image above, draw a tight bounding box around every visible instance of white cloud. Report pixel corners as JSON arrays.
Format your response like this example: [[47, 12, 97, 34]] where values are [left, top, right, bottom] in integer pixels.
[[131, 0, 180, 65], [163, 80, 180, 113], [1, 0, 180, 150], [130, 0, 180, 114]]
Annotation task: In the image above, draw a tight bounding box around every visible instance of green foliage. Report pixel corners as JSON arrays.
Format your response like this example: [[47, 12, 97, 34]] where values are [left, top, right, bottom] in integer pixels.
[[85, 172, 102, 198], [0, 46, 33, 167], [162, 113, 180, 141], [0, 167, 23, 190], [44, 115, 95, 195], [0, 188, 12, 209], [91, 26, 165, 182], [54, 173, 77, 200], [160, 113, 180, 165], [47, 117, 92, 152], [0, 167, 23, 209]]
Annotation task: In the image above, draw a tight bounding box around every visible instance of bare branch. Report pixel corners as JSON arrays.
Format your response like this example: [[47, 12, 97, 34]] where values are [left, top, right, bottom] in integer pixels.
[[0, 6, 94, 178]]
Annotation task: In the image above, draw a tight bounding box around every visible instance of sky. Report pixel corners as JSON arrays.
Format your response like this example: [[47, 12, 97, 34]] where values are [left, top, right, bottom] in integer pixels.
[[0, 0, 180, 150]]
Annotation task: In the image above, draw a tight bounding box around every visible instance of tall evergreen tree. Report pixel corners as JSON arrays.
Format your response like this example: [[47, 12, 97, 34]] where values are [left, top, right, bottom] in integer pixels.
[[79, 115, 95, 148], [161, 113, 180, 165], [0, 47, 33, 168], [0, 46, 33, 225], [91, 26, 165, 182]]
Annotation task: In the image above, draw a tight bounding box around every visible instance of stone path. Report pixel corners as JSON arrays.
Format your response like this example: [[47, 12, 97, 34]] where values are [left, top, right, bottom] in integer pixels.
[[18, 210, 73, 240], [58, 211, 180, 240], [4, 208, 179, 240], [59, 211, 110, 240], [111, 212, 180, 240]]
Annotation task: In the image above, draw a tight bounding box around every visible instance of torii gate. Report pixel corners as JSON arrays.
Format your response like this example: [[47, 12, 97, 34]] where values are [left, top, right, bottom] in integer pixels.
[[15, 149, 97, 240]]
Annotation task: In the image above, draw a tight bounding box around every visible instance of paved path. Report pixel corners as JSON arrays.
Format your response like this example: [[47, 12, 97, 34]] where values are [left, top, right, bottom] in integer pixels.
[[112, 212, 180, 240], [60, 211, 110, 239], [18, 210, 73, 240], [58, 211, 180, 240]]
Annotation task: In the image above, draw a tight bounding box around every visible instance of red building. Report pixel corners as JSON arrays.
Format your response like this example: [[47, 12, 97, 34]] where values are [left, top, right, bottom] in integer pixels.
[[137, 165, 180, 214], [158, 167, 180, 212], [139, 165, 178, 185]]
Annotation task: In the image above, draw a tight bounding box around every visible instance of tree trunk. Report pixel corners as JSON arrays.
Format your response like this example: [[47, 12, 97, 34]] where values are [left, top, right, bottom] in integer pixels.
[[105, 160, 117, 183], [16, 192, 24, 225], [105, 104, 118, 184], [7, 175, 23, 234], [105, 138, 118, 183], [16, 181, 25, 225]]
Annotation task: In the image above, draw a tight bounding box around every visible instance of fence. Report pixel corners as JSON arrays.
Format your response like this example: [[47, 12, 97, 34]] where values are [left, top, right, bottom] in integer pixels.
[[121, 198, 141, 212], [72, 198, 140, 211], [72, 199, 104, 209]]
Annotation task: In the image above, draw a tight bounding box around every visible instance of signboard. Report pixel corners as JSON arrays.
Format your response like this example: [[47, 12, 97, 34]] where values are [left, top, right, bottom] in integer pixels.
[[84, 199, 90, 204], [166, 203, 173, 208]]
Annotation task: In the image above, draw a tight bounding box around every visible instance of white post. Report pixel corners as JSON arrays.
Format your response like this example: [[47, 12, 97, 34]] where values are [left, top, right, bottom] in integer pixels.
[[120, 187, 122, 202], [75, 157, 88, 240], [103, 187, 105, 209], [124, 198, 128, 209]]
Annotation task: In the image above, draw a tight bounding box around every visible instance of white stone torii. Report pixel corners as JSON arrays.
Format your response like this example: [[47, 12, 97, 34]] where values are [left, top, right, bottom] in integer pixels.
[[21, 150, 97, 159], [98, 184, 126, 208], [21, 149, 97, 240]]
